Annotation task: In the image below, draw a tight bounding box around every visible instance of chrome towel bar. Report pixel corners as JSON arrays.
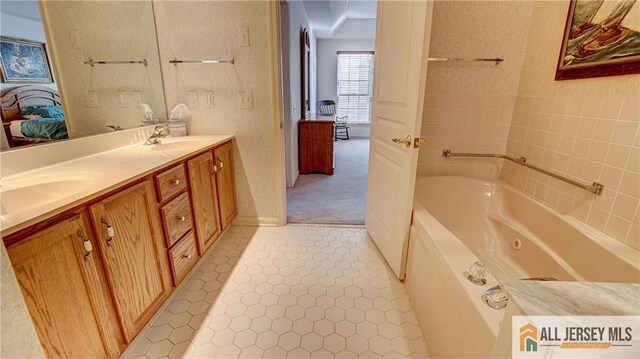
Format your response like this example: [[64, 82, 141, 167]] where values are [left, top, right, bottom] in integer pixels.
[[169, 59, 235, 65], [428, 57, 503, 65], [84, 59, 147, 67], [442, 149, 604, 196]]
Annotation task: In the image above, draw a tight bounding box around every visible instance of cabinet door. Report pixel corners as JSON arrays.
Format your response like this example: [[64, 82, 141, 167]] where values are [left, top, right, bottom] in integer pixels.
[[214, 142, 238, 228], [7, 213, 123, 358], [89, 180, 169, 341], [187, 151, 222, 255]]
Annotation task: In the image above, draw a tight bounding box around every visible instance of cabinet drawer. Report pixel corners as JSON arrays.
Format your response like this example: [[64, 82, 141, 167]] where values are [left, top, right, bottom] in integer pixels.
[[169, 231, 198, 285], [155, 164, 186, 202], [160, 192, 193, 247]]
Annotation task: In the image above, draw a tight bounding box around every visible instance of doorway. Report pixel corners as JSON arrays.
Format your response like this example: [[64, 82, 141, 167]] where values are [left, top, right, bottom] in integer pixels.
[[280, 0, 376, 225]]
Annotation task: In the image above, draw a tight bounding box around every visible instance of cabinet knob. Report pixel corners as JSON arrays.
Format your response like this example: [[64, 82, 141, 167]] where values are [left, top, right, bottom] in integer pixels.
[[178, 215, 186, 222], [173, 179, 180, 185], [183, 253, 192, 259]]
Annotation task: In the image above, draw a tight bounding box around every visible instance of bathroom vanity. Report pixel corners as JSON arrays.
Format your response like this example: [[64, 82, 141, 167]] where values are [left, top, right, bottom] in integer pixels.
[[1, 133, 237, 357]]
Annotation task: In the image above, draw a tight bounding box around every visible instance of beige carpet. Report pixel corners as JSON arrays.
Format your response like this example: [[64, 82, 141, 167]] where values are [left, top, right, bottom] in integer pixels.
[[287, 138, 369, 224]]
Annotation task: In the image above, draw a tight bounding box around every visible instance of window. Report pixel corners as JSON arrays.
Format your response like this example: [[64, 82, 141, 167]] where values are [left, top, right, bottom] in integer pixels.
[[336, 51, 374, 124]]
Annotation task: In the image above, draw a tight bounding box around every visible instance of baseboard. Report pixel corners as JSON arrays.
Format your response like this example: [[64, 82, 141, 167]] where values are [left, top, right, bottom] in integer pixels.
[[292, 171, 299, 187], [233, 216, 279, 226]]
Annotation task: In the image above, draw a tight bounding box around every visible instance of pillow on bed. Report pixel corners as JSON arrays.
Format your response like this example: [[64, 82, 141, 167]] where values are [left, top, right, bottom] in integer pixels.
[[21, 105, 64, 118]]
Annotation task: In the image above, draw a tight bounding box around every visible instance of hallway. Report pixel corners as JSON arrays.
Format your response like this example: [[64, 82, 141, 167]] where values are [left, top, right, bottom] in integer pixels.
[[287, 139, 369, 224]]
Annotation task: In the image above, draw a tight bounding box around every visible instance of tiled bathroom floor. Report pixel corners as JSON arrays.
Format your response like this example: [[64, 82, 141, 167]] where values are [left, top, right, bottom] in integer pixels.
[[124, 225, 428, 358]]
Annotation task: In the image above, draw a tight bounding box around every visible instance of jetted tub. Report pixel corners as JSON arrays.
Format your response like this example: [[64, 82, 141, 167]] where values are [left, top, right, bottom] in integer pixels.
[[404, 176, 640, 358]]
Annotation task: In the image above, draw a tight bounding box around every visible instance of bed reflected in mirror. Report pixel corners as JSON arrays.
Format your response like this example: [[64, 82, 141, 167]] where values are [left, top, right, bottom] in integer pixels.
[[1, 85, 67, 149], [0, 0, 167, 151], [0, 0, 68, 150]]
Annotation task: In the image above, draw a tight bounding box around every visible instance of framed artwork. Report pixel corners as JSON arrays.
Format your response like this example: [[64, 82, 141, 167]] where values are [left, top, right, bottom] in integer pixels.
[[555, 0, 640, 80], [0, 36, 53, 83]]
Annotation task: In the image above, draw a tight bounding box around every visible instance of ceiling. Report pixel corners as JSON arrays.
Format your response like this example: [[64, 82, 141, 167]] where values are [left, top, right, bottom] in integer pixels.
[[0, 0, 41, 21], [301, 0, 377, 39]]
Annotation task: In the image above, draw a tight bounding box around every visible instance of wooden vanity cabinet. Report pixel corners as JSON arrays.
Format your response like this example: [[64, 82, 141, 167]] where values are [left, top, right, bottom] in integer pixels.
[[214, 141, 238, 229], [88, 180, 171, 342], [4, 139, 238, 356], [6, 213, 124, 358], [168, 231, 199, 284], [187, 151, 223, 255], [154, 164, 199, 286]]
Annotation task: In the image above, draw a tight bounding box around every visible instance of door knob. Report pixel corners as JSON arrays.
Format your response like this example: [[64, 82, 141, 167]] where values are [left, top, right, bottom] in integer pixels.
[[392, 135, 412, 148]]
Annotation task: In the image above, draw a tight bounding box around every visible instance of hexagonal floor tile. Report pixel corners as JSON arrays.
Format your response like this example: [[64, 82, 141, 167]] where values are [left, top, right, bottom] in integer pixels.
[[278, 331, 302, 351], [301, 333, 323, 352], [369, 335, 392, 356], [211, 328, 235, 347], [323, 333, 346, 354], [256, 330, 280, 350], [168, 326, 193, 344], [233, 329, 257, 349], [126, 225, 429, 359]]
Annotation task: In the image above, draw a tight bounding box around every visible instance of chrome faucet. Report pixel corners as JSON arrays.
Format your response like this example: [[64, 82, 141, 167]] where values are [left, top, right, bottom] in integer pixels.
[[146, 125, 167, 145]]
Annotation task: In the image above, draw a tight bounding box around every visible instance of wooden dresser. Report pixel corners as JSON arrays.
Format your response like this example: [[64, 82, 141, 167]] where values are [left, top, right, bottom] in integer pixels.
[[299, 118, 334, 175]]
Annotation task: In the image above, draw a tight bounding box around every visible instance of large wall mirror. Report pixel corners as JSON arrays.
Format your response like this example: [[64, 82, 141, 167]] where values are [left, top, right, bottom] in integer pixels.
[[0, 0, 167, 151]]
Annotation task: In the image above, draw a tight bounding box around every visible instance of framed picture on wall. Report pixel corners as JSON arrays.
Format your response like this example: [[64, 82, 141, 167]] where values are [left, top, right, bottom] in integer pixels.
[[0, 36, 53, 83], [555, 0, 640, 80]]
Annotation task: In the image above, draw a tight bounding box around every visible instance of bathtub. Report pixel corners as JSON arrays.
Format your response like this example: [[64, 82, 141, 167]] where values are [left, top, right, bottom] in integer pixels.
[[404, 176, 640, 358]]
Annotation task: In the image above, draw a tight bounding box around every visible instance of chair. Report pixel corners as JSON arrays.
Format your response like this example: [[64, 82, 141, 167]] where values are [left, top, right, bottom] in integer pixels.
[[317, 100, 349, 141]]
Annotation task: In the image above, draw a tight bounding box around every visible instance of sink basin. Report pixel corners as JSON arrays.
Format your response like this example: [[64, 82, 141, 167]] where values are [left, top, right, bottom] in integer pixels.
[[148, 138, 208, 152], [1, 176, 93, 215]]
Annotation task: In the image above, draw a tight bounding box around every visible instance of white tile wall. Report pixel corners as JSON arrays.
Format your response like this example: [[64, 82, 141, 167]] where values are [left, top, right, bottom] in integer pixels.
[[418, 94, 515, 179], [501, 95, 640, 248]]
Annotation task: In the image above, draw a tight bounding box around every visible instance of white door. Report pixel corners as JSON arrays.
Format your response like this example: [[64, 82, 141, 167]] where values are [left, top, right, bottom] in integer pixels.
[[366, 0, 434, 279]]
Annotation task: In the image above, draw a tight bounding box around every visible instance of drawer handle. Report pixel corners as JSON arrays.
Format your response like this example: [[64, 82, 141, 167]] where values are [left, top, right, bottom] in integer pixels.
[[100, 216, 115, 246], [182, 253, 192, 260], [177, 215, 186, 222], [173, 178, 181, 185], [76, 228, 93, 260]]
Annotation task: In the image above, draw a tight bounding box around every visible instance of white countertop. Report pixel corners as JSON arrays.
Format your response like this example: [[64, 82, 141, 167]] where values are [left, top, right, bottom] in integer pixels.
[[504, 280, 640, 316], [1, 135, 234, 236]]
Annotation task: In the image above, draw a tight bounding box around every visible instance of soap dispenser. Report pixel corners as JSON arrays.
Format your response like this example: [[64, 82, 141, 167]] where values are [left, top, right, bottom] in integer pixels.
[[168, 103, 190, 137]]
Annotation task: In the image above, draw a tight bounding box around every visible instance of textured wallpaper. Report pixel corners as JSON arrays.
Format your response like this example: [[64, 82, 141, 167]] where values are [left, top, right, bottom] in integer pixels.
[[153, 0, 280, 223], [418, 0, 534, 178]]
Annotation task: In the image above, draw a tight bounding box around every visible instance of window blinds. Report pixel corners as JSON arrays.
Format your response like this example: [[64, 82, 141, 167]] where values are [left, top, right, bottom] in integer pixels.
[[336, 52, 374, 124]]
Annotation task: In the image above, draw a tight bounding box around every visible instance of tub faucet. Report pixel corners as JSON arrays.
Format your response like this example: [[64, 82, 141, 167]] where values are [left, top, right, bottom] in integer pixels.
[[146, 125, 167, 145], [467, 261, 487, 285]]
